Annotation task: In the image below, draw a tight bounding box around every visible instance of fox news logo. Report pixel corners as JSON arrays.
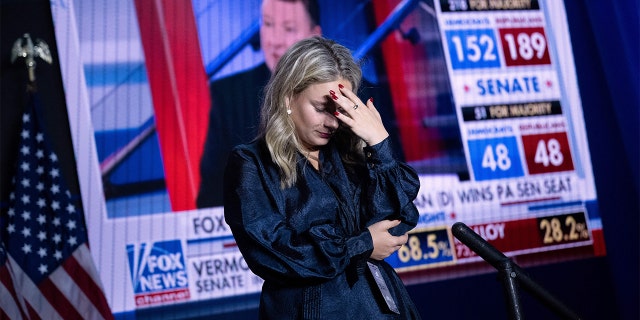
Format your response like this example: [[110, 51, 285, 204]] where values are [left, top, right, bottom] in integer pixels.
[[126, 239, 190, 306]]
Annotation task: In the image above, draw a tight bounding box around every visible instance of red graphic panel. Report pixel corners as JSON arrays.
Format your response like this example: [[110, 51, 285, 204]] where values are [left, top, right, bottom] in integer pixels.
[[372, 0, 444, 161], [134, 0, 210, 211], [454, 213, 592, 261], [454, 219, 542, 260], [499, 27, 551, 67], [522, 132, 574, 174]]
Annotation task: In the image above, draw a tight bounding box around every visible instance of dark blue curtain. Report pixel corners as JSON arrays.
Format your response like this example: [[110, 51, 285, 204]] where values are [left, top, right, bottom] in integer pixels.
[[570, 1, 639, 319]]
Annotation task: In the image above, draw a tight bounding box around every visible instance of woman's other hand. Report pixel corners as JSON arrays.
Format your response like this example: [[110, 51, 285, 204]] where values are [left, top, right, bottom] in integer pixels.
[[368, 220, 408, 260]]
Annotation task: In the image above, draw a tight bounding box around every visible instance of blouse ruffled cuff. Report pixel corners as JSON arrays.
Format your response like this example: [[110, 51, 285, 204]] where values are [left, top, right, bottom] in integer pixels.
[[346, 229, 374, 262], [363, 138, 396, 171]]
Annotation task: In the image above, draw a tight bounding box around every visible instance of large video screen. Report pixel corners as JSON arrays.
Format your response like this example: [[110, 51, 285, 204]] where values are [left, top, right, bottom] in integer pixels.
[[51, 0, 603, 317]]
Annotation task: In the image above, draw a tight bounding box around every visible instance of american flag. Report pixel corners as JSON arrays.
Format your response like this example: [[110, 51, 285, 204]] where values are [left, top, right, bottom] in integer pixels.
[[0, 93, 113, 319]]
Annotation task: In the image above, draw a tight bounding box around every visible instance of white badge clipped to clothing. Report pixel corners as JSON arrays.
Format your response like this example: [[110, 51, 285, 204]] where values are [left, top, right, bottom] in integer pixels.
[[367, 261, 400, 314]]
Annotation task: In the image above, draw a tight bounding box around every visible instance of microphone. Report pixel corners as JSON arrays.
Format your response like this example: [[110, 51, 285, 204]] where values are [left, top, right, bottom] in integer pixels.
[[451, 221, 581, 320], [451, 221, 509, 269]]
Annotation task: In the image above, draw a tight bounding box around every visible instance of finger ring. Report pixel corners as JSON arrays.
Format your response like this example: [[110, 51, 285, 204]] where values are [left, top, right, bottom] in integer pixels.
[[353, 104, 358, 110]]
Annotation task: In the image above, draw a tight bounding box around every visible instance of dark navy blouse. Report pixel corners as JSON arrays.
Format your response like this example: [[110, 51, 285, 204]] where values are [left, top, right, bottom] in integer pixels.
[[223, 137, 422, 319]]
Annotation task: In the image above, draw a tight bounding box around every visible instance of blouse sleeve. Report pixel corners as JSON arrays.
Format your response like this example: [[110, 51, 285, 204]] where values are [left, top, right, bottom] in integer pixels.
[[361, 138, 421, 236], [223, 145, 374, 286]]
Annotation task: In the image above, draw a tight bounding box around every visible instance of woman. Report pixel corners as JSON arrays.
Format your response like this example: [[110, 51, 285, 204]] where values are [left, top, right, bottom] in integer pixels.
[[224, 36, 422, 319]]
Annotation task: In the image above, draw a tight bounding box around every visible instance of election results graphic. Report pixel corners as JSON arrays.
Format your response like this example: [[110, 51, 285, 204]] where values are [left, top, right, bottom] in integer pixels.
[[126, 240, 191, 307], [51, 0, 605, 317]]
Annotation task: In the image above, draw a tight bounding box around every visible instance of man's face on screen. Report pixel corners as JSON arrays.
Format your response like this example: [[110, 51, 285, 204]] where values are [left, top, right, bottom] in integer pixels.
[[260, 0, 321, 72]]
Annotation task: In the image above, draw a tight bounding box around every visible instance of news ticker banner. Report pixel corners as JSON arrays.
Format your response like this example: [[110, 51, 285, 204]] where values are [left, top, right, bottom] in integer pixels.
[[51, 0, 604, 315]]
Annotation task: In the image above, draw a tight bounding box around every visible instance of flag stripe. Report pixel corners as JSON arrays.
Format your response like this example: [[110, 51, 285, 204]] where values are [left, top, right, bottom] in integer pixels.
[[71, 244, 108, 293], [50, 259, 104, 320], [40, 276, 84, 319], [0, 262, 27, 320], [0, 308, 15, 320], [60, 246, 111, 320], [25, 301, 42, 320], [71, 245, 114, 319], [6, 255, 62, 320], [0, 279, 24, 320]]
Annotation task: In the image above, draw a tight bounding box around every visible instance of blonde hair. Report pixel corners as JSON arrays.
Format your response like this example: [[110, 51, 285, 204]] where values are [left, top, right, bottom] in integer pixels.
[[258, 36, 364, 188]]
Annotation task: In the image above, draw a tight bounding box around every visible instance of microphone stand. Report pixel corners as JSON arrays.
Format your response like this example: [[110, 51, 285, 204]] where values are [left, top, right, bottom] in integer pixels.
[[451, 222, 581, 320]]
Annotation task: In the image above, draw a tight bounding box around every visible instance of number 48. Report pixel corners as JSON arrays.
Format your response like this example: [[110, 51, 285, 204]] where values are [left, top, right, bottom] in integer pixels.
[[482, 143, 512, 171], [534, 138, 564, 167]]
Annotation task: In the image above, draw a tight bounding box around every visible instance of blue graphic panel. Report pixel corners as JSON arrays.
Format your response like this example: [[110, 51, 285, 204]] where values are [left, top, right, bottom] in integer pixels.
[[468, 136, 524, 180], [445, 29, 501, 69]]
